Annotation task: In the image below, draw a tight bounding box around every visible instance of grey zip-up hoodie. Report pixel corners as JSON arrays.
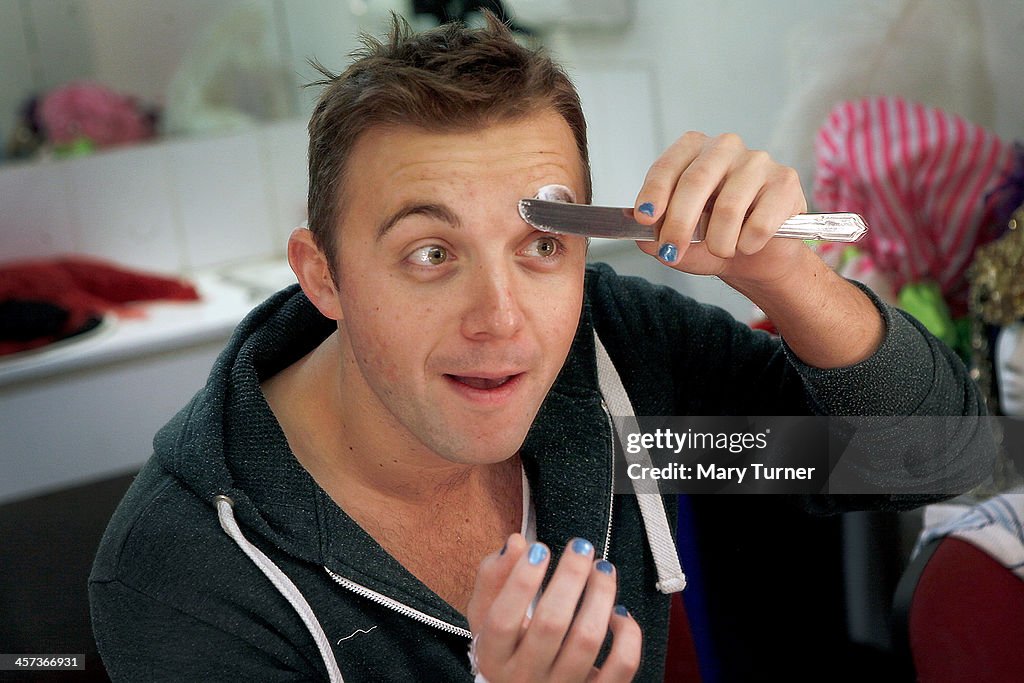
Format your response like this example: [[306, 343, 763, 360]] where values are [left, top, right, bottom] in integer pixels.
[[90, 263, 994, 681]]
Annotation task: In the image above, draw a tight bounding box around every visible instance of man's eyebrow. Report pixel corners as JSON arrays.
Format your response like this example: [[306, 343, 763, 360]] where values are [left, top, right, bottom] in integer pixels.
[[376, 203, 462, 241]]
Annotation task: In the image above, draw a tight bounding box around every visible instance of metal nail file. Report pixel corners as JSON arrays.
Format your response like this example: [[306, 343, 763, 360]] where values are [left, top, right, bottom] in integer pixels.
[[518, 199, 868, 243]]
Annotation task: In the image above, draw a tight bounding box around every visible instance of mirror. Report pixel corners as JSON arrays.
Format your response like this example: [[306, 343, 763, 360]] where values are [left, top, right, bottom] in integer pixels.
[[0, 0, 420, 165]]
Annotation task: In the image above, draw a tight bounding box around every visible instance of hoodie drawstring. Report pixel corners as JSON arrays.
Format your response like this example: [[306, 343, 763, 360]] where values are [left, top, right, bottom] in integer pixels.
[[594, 332, 687, 594], [214, 495, 344, 682]]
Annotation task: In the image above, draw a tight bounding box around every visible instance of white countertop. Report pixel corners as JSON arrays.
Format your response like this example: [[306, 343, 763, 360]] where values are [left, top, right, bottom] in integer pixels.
[[0, 260, 297, 388]]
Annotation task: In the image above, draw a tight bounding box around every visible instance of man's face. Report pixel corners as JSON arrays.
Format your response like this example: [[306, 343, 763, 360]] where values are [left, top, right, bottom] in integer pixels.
[[328, 111, 588, 466]]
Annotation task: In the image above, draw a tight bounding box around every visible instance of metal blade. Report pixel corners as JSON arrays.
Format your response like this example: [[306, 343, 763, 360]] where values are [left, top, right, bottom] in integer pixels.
[[518, 199, 868, 243], [519, 199, 658, 241]]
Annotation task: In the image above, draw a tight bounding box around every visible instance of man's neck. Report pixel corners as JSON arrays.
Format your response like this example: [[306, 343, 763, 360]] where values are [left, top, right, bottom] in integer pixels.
[[261, 332, 519, 509], [263, 334, 524, 612]]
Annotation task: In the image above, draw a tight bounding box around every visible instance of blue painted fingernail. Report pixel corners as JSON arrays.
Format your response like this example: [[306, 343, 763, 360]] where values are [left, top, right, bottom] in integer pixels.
[[528, 543, 548, 565], [499, 541, 507, 555], [614, 604, 629, 617], [638, 202, 655, 217], [596, 559, 614, 575], [658, 243, 678, 263], [571, 538, 593, 555]]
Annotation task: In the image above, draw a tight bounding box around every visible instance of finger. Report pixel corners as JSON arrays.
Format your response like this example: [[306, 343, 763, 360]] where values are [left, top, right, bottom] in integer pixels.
[[657, 134, 749, 265], [632, 131, 706, 225], [513, 538, 597, 676], [591, 605, 643, 683], [467, 533, 528, 632], [475, 540, 551, 672], [703, 150, 771, 259], [549, 558, 619, 681], [735, 165, 806, 255]]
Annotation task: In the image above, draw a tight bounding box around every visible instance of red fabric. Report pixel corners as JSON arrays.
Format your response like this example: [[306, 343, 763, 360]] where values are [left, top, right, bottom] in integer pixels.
[[909, 537, 1024, 683], [0, 256, 199, 355], [664, 592, 701, 682], [813, 97, 1016, 317], [749, 317, 778, 336]]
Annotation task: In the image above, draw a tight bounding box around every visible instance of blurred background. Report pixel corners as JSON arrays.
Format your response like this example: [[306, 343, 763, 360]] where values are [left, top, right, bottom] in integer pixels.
[[1, 1, 1023, 680], [0, 0, 914, 503], [7, 0, 1022, 498]]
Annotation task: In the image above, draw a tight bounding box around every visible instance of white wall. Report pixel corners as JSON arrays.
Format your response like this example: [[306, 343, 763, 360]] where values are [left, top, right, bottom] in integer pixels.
[[0, 1, 860, 167], [0, 120, 308, 271], [0, 1, 849, 277], [541, 1, 854, 160]]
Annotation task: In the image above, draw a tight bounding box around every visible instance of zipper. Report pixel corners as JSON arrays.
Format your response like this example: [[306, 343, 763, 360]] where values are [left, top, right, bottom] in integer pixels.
[[600, 399, 615, 561], [324, 566, 472, 640], [323, 403, 616, 635]]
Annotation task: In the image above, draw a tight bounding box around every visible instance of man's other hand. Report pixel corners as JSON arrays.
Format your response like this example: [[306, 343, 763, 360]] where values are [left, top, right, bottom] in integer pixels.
[[466, 534, 641, 682]]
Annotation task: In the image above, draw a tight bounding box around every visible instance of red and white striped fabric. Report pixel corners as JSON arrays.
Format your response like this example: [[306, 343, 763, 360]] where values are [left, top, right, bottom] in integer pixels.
[[814, 97, 1016, 316]]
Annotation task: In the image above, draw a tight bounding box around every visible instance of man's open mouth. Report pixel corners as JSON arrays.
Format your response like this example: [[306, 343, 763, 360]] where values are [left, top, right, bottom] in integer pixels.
[[446, 374, 519, 390]]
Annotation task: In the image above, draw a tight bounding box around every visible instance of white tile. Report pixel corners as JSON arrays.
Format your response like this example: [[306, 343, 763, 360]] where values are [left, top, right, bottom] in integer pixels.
[[167, 130, 276, 270], [0, 2, 36, 155], [262, 118, 309, 251], [278, 0, 366, 117], [0, 160, 77, 263], [65, 144, 183, 273], [26, 0, 94, 89], [83, 0, 287, 111], [572, 65, 659, 206]]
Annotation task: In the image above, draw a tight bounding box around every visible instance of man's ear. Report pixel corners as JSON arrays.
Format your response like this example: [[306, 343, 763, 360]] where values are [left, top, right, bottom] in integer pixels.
[[288, 227, 343, 321]]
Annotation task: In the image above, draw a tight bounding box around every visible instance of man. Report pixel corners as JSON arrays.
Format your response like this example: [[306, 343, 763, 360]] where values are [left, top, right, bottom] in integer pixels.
[[90, 15, 993, 682]]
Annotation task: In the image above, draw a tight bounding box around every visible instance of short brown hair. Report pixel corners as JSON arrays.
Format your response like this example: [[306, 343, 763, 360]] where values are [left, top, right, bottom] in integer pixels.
[[306, 13, 591, 275]]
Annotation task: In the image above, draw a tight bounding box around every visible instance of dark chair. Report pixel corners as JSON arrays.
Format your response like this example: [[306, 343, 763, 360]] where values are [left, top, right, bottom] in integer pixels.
[[0, 470, 137, 682]]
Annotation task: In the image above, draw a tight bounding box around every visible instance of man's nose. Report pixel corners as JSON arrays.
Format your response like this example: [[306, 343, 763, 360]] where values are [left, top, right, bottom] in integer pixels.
[[460, 263, 525, 340]]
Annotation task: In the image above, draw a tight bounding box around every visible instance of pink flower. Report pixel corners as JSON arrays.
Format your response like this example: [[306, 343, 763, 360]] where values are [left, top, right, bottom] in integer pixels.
[[38, 81, 155, 148]]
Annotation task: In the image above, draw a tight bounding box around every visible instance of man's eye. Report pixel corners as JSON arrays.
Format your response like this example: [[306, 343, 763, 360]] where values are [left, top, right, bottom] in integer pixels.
[[523, 236, 560, 258], [409, 245, 449, 266]]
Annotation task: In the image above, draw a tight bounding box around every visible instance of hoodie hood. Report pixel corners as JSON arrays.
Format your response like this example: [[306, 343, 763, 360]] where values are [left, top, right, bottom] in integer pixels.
[[153, 284, 337, 565]]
